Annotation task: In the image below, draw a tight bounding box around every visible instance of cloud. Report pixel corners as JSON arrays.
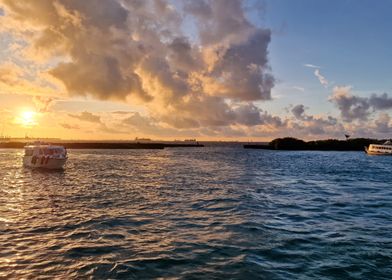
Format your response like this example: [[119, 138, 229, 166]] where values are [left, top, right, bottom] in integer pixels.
[[0, 62, 23, 85], [314, 69, 328, 87], [304, 63, 329, 88], [233, 103, 263, 126], [289, 104, 342, 136], [68, 111, 101, 123], [64, 111, 129, 134], [303, 63, 320, 69], [0, 61, 58, 96], [121, 112, 199, 137], [184, 0, 255, 46], [291, 104, 307, 120], [259, 111, 287, 128], [0, 0, 275, 130], [122, 112, 156, 130], [293, 86, 305, 92], [374, 113, 392, 134], [208, 29, 274, 101], [247, 113, 343, 139], [111, 111, 134, 115], [33, 96, 54, 112], [119, 109, 287, 138], [330, 86, 392, 122], [329, 86, 370, 121], [60, 123, 80, 130], [368, 93, 392, 110]]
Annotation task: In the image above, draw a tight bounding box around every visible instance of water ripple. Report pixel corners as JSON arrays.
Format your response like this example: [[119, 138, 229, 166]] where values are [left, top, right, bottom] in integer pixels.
[[0, 148, 391, 279]]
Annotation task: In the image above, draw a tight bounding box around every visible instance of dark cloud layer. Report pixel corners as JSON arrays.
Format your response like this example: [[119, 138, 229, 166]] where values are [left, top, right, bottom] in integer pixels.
[[330, 86, 392, 122], [290, 104, 340, 136], [369, 93, 392, 110]]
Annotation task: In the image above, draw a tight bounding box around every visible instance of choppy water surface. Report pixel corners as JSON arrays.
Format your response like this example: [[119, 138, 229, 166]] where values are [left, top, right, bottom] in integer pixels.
[[0, 147, 391, 279]]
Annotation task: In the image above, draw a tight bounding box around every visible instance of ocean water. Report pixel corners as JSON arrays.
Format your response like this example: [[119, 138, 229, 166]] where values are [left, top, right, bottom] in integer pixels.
[[0, 147, 391, 279]]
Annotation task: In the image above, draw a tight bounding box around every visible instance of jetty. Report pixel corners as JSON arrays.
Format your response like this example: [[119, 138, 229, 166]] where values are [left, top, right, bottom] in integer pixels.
[[0, 141, 204, 149], [243, 144, 272, 150]]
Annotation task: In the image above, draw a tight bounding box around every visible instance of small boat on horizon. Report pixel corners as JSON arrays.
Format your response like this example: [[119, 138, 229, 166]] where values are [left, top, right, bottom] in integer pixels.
[[23, 142, 67, 169], [365, 140, 392, 155]]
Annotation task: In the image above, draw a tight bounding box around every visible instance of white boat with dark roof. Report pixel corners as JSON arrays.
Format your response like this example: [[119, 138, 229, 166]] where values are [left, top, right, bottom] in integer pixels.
[[365, 140, 392, 155], [23, 142, 67, 169]]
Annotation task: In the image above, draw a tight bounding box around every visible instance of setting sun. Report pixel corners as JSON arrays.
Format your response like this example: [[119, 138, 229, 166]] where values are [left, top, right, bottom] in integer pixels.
[[17, 111, 37, 127]]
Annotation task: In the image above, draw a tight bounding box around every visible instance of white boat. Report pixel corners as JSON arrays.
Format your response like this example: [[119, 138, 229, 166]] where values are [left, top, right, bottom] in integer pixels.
[[23, 142, 67, 169], [365, 140, 392, 155]]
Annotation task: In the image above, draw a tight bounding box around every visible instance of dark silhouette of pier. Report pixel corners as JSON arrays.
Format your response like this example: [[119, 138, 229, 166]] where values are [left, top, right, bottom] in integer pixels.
[[0, 142, 204, 149], [244, 137, 384, 151]]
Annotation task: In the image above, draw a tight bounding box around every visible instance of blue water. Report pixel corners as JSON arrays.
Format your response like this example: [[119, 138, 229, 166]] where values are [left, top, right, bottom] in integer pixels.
[[0, 147, 391, 279]]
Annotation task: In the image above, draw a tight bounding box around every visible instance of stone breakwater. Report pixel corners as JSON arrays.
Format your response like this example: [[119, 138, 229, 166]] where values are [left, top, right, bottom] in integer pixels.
[[0, 142, 204, 149]]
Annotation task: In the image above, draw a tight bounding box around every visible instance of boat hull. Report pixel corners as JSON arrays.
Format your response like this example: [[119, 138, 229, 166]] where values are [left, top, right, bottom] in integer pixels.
[[365, 146, 392, 156], [365, 151, 392, 155], [23, 156, 67, 169]]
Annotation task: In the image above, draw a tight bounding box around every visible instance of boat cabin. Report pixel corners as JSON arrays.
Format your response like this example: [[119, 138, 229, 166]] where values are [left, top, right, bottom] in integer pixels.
[[24, 144, 67, 158]]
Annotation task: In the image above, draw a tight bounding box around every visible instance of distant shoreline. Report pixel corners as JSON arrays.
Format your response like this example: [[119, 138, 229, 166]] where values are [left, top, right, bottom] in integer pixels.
[[0, 142, 204, 149], [244, 137, 386, 151], [0, 138, 386, 151]]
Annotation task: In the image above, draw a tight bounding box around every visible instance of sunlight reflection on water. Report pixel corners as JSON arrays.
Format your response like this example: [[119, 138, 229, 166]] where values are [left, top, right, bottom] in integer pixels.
[[0, 148, 391, 279]]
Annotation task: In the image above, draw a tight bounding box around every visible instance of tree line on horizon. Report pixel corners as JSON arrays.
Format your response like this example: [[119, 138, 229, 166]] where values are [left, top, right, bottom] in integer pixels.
[[268, 137, 386, 151]]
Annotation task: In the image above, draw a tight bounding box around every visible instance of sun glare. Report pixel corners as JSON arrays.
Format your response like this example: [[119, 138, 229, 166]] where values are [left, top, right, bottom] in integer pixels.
[[18, 111, 37, 127]]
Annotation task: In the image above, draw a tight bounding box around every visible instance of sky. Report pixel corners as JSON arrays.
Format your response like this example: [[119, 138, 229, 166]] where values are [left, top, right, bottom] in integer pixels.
[[0, 0, 391, 141]]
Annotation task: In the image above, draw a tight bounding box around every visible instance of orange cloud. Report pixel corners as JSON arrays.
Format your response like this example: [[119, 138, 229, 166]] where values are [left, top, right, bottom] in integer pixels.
[[1, 0, 275, 131]]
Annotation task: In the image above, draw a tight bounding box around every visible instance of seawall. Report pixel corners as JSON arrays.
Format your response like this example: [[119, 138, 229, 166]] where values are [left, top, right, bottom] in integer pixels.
[[0, 142, 204, 149]]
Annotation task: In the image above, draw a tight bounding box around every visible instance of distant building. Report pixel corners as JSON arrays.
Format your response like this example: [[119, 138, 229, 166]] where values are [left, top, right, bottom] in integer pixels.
[[135, 137, 151, 141]]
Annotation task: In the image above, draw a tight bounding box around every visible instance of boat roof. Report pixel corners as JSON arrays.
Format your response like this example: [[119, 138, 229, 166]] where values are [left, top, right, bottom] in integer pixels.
[[24, 142, 65, 149]]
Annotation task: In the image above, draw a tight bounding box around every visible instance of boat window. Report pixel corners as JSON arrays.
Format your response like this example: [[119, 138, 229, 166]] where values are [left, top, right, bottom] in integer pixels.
[[43, 148, 59, 155], [55, 148, 64, 154]]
